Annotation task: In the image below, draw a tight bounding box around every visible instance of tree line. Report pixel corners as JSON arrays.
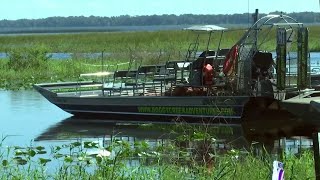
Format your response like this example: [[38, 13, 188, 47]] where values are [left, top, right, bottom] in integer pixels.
[[0, 12, 319, 28]]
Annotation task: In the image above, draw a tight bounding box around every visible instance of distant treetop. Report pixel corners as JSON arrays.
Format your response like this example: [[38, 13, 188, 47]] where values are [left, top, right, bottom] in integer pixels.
[[0, 12, 318, 28]]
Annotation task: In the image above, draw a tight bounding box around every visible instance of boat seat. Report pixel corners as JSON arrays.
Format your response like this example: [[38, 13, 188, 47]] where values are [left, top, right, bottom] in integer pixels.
[[218, 48, 230, 56], [252, 51, 273, 79], [198, 50, 215, 58], [153, 64, 177, 82], [104, 70, 144, 96]]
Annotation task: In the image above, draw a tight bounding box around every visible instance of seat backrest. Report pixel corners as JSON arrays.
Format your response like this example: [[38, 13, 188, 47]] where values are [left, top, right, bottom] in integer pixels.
[[218, 48, 231, 56], [138, 65, 157, 74], [253, 51, 273, 71], [198, 50, 215, 58], [114, 70, 129, 78]]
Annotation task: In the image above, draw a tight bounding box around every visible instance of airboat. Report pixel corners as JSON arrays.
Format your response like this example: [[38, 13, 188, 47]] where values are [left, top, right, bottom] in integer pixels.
[[34, 14, 320, 125]]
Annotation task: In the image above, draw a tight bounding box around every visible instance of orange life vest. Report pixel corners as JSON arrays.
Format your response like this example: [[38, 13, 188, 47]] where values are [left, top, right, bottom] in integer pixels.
[[203, 64, 214, 85]]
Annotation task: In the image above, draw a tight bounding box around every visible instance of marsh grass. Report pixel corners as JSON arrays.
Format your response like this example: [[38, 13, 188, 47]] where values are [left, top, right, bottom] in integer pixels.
[[0, 29, 252, 56], [1, 26, 320, 53], [2, 26, 320, 90]]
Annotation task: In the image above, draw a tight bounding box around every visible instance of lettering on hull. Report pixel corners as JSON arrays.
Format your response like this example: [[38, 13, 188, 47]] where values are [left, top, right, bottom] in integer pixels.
[[137, 107, 235, 116], [51, 86, 102, 93]]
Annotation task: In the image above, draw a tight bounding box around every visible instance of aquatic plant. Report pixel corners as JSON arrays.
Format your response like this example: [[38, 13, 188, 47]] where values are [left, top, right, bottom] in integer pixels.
[[0, 131, 316, 180]]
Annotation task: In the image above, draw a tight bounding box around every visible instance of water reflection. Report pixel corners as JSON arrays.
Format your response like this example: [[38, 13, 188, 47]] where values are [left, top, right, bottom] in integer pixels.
[[33, 116, 316, 173], [35, 116, 316, 159], [36, 116, 248, 150], [35, 116, 252, 168], [36, 117, 173, 141]]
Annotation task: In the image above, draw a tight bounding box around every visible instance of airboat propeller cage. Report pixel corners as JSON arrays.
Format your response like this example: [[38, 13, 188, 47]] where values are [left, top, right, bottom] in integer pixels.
[[234, 14, 309, 94]]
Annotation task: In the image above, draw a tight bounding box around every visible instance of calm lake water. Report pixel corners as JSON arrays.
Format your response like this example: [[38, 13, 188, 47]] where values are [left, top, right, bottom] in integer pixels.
[[0, 90, 70, 146], [0, 52, 104, 60], [0, 25, 192, 35]]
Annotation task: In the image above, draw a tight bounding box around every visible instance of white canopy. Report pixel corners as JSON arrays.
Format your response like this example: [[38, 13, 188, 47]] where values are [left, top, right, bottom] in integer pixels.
[[183, 25, 227, 32], [80, 71, 113, 77]]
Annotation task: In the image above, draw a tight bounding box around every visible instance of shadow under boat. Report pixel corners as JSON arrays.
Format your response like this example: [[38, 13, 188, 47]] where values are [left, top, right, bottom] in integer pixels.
[[35, 116, 171, 141], [70, 112, 242, 124], [35, 115, 317, 157], [241, 96, 320, 144], [35, 116, 246, 148]]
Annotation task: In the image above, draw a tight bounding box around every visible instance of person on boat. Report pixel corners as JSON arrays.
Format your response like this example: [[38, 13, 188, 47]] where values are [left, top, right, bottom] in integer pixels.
[[202, 63, 214, 86]]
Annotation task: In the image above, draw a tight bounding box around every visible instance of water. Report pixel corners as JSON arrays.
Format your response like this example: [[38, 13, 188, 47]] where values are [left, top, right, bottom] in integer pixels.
[[0, 52, 104, 60], [0, 25, 191, 35], [0, 90, 70, 146]]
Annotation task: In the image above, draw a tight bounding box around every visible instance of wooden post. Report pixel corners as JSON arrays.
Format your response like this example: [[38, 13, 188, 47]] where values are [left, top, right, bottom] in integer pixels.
[[101, 50, 105, 96], [312, 132, 320, 180]]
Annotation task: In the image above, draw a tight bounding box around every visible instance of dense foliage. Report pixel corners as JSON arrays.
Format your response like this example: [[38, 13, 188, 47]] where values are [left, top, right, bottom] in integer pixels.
[[0, 12, 319, 29]]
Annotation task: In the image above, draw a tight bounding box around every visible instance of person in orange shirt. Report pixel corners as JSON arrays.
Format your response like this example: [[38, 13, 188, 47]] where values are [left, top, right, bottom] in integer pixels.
[[203, 63, 214, 86]]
